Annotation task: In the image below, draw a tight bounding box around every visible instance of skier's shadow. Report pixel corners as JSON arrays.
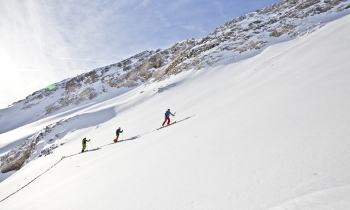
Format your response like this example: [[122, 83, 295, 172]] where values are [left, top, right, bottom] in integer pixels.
[[118, 135, 142, 143], [86, 148, 100, 152], [176, 115, 195, 123]]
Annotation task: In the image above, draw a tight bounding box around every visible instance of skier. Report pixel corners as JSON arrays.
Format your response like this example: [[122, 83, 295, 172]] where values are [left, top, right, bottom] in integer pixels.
[[162, 109, 175, 127], [114, 127, 123, 142], [81, 137, 90, 153]]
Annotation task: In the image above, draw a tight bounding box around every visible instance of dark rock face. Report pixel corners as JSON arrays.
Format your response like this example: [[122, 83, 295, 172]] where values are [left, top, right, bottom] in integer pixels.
[[0, 119, 66, 173], [1, 126, 51, 173]]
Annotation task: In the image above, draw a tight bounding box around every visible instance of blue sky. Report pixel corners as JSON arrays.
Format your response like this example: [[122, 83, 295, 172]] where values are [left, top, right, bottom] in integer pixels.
[[0, 0, 278, 108]]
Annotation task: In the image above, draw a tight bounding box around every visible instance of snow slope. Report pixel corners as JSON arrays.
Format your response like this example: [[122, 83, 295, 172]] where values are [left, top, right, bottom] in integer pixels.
[[0, 14, 350, 210]]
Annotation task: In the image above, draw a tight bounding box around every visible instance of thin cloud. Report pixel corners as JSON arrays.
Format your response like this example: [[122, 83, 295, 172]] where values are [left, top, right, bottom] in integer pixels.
[[0, 0, 279, 106], [155, 11, 172, 28], [50, 56, 107, 62], [141, 0, 152, 7]]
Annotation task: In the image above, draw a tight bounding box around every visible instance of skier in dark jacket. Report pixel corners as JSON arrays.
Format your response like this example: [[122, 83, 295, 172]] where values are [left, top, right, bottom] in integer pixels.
[[162, 109, 175, 126], [81, 137, 90, 153], [114, 127, 123, 142]]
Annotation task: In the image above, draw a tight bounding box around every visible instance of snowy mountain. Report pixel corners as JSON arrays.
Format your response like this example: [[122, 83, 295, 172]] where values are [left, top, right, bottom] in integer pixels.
[[1, 0, 350, 209], [1, 0, 349, 133]]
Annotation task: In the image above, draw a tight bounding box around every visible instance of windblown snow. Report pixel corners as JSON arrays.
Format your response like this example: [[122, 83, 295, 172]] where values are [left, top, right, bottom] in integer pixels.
[[1, 7, 350, 210]]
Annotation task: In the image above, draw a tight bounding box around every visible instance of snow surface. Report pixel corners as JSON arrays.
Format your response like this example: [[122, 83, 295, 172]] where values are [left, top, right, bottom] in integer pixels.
[[0, 14, 350, 210]]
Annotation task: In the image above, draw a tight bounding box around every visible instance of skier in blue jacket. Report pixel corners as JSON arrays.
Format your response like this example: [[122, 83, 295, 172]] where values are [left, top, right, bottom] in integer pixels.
[[162, 109, 175, 126]]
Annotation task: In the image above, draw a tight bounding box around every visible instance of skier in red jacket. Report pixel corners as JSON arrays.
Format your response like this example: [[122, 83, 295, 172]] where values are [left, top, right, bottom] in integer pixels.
[[162, 109, 175, 127]]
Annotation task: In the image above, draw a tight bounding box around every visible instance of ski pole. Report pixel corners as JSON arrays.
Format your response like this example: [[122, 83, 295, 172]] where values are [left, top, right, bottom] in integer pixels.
[[122, 132, 125, 140], [172, 112, 176, 121], [90, 139, 93, 149]]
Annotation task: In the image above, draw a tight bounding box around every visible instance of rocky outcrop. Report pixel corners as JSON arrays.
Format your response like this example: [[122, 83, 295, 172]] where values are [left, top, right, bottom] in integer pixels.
[[0, 119, 69, 172]]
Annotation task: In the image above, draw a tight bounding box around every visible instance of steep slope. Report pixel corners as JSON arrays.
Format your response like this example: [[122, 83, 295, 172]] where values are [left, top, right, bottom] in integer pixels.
[[0, 0, 349, 134], [0, 12, 350, 210], [1, 0, 349, 174]]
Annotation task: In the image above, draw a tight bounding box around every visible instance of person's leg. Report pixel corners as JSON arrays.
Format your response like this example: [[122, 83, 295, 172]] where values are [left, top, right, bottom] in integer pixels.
[[162, 117, 168, 126], [166, 117, 170, 125], [114, 135, 119, 142], [82, 144, 86, 152]]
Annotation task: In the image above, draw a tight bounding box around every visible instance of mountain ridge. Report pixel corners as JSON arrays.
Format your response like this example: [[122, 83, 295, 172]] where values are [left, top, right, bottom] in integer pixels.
[[5, 0, 349, 119]]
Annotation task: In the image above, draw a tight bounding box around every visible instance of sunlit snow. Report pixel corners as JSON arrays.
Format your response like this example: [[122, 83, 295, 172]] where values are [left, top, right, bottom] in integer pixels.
[[0, 12, 350, 210]]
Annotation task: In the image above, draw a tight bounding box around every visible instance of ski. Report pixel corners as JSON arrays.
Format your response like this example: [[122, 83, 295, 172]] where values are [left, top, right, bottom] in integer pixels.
[[157, 121, 177, 130], [80, 148, 100, 153]]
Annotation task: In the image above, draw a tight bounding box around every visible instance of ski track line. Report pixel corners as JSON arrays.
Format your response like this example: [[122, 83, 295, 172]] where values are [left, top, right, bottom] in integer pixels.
[[0, 130, 152, 203], [0, 155, 67, 203], [0, 142, 121, 203], [0, 116, 194, 203]]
